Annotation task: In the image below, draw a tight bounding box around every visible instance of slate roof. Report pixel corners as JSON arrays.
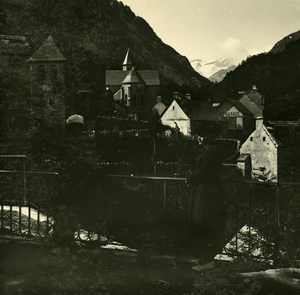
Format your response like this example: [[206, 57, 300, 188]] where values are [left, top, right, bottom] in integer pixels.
[[227, 98, 253, 116], [181, 100, 224, 121], [106, 70, 160, 86], [239, 95, 263, 118], [113, 88, 122, 101], [122, 67, 145, 84], [27, 36, 66, 62], [243, 89, 264, 106]]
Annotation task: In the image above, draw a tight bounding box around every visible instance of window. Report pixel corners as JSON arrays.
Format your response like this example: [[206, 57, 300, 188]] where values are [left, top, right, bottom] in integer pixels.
[[51, 65, 58, 82], [263, 137, 266, 142], [38, 65, 45, 81], [172, 106, 175, 111], [228, 117, 236, 130], [250, 137, 253, 141]]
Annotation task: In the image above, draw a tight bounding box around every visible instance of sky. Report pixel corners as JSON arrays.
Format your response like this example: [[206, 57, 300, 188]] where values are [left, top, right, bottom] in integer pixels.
[[121, 0, 300, 64]]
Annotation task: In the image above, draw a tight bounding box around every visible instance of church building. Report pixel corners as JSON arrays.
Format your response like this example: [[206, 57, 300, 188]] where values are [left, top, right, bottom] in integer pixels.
[[105, 49, 160, 114]]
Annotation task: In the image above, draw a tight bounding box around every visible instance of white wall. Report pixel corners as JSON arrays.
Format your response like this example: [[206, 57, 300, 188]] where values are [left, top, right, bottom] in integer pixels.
[[240, 125, 278, 181], [161, 100, 191, 136], [162, 119, 191, 136]]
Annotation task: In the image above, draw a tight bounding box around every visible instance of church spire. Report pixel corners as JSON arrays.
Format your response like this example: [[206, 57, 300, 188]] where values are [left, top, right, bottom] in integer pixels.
[[122, 48, 133, 71]]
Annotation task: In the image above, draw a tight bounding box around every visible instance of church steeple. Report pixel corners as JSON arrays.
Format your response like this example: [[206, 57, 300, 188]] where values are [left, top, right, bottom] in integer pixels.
[[122, 48, 133, 71]]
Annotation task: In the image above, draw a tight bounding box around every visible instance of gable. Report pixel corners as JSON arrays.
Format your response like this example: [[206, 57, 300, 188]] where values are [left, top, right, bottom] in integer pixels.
[[161, 100, 189, 121], [223, 106, 243, 117], [242, 125, 278, 149]]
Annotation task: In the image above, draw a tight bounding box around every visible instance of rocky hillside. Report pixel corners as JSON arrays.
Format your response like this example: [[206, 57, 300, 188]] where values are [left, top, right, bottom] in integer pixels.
[[0, 0, 210, 97]]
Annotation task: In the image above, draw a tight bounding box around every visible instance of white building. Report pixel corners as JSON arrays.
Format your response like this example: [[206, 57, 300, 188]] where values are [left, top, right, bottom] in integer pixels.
[[240, 118, 279, 182]]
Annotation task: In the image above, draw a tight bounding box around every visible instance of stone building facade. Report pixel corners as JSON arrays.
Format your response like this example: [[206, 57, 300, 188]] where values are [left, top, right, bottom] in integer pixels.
[[27, 36, 66, 133]]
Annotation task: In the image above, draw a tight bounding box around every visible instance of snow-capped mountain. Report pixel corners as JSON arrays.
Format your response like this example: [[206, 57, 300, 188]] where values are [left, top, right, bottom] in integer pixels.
[[190, 58, 236, 82], [209, 65, 237, 83]]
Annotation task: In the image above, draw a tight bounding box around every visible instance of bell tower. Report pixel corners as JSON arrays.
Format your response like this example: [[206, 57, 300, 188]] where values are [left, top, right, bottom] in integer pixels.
[[27, 36, 66, 132]]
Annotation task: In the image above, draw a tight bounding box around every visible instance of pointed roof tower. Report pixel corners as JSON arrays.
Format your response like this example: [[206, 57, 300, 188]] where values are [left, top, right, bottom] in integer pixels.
[[27, 36, 66, 62], [122, 49, 134, 71], [122, 67, 145, 84]]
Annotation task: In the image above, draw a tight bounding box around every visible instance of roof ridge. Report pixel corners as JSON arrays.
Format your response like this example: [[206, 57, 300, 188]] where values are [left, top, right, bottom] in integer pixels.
[[262, 124, 279, 147]]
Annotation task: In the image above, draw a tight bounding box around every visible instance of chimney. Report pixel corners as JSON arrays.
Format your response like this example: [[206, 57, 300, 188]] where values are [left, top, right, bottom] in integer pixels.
[[173, 92, 179, 100], [256, 116, 263, 129], [185, 93, 191, 100], [252, 85, 257, 90]]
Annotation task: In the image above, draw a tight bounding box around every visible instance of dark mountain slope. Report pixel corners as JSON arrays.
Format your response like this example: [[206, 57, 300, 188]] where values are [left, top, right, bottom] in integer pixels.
[[271, 29, 300, 54], [0, 0, 210, 96], [216, 37, 300, 119]]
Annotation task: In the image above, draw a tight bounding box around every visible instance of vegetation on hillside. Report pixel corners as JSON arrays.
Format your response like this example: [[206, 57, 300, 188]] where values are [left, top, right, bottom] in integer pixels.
[[216, 38, 300, 120]]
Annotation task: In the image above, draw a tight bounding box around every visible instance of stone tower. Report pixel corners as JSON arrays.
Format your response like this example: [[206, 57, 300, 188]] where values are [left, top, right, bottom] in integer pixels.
[[27, 36, 66, 133]]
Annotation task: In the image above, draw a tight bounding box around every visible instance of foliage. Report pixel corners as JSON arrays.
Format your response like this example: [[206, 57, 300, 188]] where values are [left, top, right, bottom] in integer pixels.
[[216, 39, 300, 120]]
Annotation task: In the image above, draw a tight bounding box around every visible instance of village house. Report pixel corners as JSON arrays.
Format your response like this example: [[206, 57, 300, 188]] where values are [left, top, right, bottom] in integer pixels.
[[215, 98, 255, 139], [0, 35, 31, 70], [238, 85, 264, 119], [239, 118, 300, 182], [152, 96, 166, 116], [213, 86, 264, 140], [160, 99, 225, 137], [105, 49, 160, 114]]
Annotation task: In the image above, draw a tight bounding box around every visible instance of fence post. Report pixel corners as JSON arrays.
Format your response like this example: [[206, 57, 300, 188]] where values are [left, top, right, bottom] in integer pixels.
[[273, 184, 281, 265], [248, 184, 253, 257], [163, 180, 167, 214], [19, 205, 22, 234], [46, 214, 49, 238], [1, 204, 3, 230], [23, 157, 27, 205], [28, 206, 31, 236], [10, 204, 13, 232], [235, 183, 240, 255], [37, 207, 40, 237]]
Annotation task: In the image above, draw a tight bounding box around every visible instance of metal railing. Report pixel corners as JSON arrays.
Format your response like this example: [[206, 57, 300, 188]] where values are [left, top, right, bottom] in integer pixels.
[[221, 180, 300, 263], [0, 201, 54, 240]]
